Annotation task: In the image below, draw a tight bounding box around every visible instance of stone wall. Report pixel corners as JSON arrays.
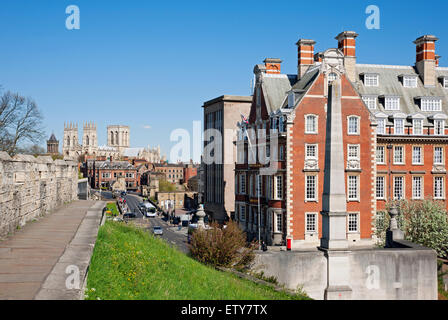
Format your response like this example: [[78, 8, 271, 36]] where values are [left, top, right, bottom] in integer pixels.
[[252, 242, 438, 300], [0, 152, 78, 238]]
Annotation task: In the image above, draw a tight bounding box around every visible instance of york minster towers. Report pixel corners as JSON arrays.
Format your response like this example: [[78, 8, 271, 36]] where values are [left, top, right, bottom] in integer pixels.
[[107, 125, 130, 153], [62, 122, 129, 158]]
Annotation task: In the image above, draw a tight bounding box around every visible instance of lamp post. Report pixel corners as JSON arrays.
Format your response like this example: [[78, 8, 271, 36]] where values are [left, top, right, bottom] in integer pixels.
[[387, 143, 393, 201]]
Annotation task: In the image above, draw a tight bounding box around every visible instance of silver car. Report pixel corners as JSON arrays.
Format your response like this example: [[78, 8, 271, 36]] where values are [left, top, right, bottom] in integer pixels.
[[153, 226, 163, 235]]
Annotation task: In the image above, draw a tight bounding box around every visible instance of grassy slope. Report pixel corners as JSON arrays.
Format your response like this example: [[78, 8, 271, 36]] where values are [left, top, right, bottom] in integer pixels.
[[105, 202, 119, 216], [86, 221, 309, 300]]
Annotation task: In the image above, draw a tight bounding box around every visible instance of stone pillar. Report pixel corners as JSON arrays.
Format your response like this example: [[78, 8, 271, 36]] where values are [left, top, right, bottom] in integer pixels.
[[196, 204, 206, 229], [320, 78, 352, 300], [385, 205, 404, 248]]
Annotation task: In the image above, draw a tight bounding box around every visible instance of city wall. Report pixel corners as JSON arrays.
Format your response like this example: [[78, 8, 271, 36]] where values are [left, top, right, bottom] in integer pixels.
[[252, 240, 438, 300], [0, 151, 78, 238]]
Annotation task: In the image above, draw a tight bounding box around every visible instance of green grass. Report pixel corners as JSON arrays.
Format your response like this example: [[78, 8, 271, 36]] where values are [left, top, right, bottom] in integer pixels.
[[85, 221, 310, 300], [105, 202, 119, 217]]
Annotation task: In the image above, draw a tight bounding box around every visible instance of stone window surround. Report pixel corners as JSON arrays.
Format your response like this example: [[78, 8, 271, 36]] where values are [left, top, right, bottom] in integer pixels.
[[304, 114, 318, 135], [393, 145, 406, 165], [412, 145, 424, 165], [412, 175, 424, 200], [347, 174, 360, 202], [433, 146, 445, 165], [434, 175, 445, 200], [347, 115, 360, 135], [376, 175, 386, 200], [305, 173, 318, 202], [305, 212, 319, 234], [347, 212, 360, 234]]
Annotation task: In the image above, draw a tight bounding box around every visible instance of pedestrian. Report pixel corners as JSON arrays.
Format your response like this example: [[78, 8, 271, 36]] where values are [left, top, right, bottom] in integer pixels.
[[262, 241, 267, 252]]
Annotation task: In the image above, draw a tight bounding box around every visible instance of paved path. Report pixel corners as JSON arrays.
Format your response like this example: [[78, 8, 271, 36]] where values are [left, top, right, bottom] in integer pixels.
[[0, 200, 105, 300]]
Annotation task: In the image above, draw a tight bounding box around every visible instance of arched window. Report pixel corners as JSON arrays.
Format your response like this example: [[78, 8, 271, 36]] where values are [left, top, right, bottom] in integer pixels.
[[73, 137, 76, 146], [86, 136, 90, 146], [305, 115, 318, 134], [115, 132, 119, 145], [110, 131, 114, 145], [67, 137, 70, 146]]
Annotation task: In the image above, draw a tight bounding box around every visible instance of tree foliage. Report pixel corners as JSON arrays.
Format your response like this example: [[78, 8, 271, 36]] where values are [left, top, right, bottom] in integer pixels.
[[189, 221, 257, 270], [375, 199, 448, 259], [159, 179, 177, 192], [0, 90, 44, 155]]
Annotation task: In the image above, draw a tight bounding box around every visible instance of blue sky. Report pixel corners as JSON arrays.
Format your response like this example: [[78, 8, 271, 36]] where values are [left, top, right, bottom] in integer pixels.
[[0, 0, 447, 161]]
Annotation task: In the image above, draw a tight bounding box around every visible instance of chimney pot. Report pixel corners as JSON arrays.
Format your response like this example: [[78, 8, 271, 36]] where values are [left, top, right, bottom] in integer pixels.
[[263, 58, 282, 74]]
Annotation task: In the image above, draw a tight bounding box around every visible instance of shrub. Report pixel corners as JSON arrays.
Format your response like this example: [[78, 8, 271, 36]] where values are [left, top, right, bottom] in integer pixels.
[[189, 221, 256, 269], [375, 199, 448, 259]]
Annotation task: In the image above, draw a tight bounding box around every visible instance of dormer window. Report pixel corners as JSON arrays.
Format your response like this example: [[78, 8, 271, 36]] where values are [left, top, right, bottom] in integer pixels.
[[394, 118, 404, 135], [439, 76, 448, 88], [413, 119, 423, 135], [420, 97, 442, 112], [376, 118, 386, 134], [362, 95, 377, 110], [384, 96, 400, 111], [288, 92, 294, 108], [434, 119, 445, 135], [364, 73, 379, 87], [402, 75, 418, 88]]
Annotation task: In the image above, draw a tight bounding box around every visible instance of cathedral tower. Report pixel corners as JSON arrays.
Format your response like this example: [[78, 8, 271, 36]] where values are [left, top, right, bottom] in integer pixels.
[[62, 122, 79, 157], [82, 121, 98, 155]]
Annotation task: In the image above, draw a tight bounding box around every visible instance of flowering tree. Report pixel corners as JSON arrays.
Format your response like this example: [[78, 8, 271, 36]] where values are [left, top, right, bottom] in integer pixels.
[[375, 199, 448, 259]]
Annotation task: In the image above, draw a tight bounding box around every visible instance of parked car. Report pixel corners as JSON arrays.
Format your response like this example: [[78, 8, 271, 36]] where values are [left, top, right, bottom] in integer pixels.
[[123, 212, 137, 219], [153, 226, 163, 235]]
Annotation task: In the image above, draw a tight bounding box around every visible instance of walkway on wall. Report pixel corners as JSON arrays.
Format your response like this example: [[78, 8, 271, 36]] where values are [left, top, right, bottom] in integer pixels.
[[0, 200, 105, 300]]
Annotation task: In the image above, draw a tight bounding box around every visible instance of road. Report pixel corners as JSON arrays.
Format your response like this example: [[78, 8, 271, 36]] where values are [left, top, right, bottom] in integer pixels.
[[124, 193, 190, 254]]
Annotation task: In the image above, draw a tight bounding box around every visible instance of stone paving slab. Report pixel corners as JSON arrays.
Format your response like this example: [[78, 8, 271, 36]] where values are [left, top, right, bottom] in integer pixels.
[[0, 200, 104, 300]]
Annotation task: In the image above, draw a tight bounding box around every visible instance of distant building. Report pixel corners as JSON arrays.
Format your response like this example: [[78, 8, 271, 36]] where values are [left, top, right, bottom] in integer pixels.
[[46, 133, 59, 155], [85, 160, 139, 191], [202, 95, 252, 222], [154, 163, 184, 184]]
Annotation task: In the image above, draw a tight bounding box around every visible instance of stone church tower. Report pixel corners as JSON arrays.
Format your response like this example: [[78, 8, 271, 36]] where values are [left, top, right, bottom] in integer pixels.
[[46, 133, 59, 155], [107, 125, 130, 153], [62, 122, 80, 157], [82, 121, 98, 155]]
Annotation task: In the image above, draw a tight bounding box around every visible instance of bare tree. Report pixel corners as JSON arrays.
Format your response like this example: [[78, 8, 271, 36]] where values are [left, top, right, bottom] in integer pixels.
[[0, 91, 44, 155]]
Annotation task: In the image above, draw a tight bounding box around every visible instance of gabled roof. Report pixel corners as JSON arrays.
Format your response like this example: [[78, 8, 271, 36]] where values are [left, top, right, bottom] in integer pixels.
[[261, 73, 297, 113]]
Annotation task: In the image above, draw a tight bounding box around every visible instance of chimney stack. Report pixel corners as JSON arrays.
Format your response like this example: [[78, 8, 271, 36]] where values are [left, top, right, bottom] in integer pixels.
[[296, 39, 316, 78], [335, 31, 359, 83], [264, 58, 282, 74], [414, 35, 439, 87]]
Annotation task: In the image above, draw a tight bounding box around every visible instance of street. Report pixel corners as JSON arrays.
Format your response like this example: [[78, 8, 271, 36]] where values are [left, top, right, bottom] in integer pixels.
[[124, 193, 190, 254]]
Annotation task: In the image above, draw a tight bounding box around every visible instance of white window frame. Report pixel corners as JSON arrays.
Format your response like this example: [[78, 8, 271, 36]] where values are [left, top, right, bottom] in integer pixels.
[[305, 144, 318, 160], [394, 176, 405, 200], [305, 213, 318, 234], [362, 96, 377, 110], [240, 204, 246, 222], [347, 213, 359, 233], [376, 176, 385, 200], [434, 120, 445, 136], [377, 118, 386, 135], [240, 174, 246, 194], [413, 119, 423, 135], [347, 116, 360, 135], [305, 174, 317, 202], [347, 175, 360, 201], [305, 114, 318, 134], [394, 146, 405, 164], [412, 176, 423, 200], [412, 146, 423, 165], [376, 146, 385, 164], [364, 74, 379, 87], [275, 175, 283, 200], [348, 144, 360, 161], [434, 176, 445, 199], [434, 146, 444, 165], [403, 75, 418, 88], [421, 98, 442, 112], [385, 97, 400, 111], [394, 118, 405, 135], [274, 212, 283, 233]]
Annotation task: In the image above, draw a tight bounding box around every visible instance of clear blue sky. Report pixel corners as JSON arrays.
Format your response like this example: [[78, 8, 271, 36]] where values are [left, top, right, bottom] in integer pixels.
[[0, 0, 447, 161]]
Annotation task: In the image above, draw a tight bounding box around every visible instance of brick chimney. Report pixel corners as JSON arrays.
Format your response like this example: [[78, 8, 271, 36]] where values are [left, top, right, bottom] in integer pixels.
[[296, 39, 316, 78], [335, 31, 359, 83], [264, 58, 282, 74], [414, 35, 439, 87]]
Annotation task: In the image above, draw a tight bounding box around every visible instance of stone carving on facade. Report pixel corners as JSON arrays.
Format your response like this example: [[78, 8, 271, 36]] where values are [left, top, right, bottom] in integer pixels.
[[304, 159, 319, 170], [347, 159, 361, 170], [432, 165, 446, 173]]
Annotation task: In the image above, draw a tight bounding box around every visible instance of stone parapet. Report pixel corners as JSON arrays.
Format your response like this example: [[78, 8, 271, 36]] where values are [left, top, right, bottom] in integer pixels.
[[0, 151, 78, 238]]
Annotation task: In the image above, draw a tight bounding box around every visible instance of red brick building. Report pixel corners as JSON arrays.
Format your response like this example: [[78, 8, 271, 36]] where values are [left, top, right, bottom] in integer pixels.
[[235, 31, 448, 249], [86, 160, 139, 191]]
